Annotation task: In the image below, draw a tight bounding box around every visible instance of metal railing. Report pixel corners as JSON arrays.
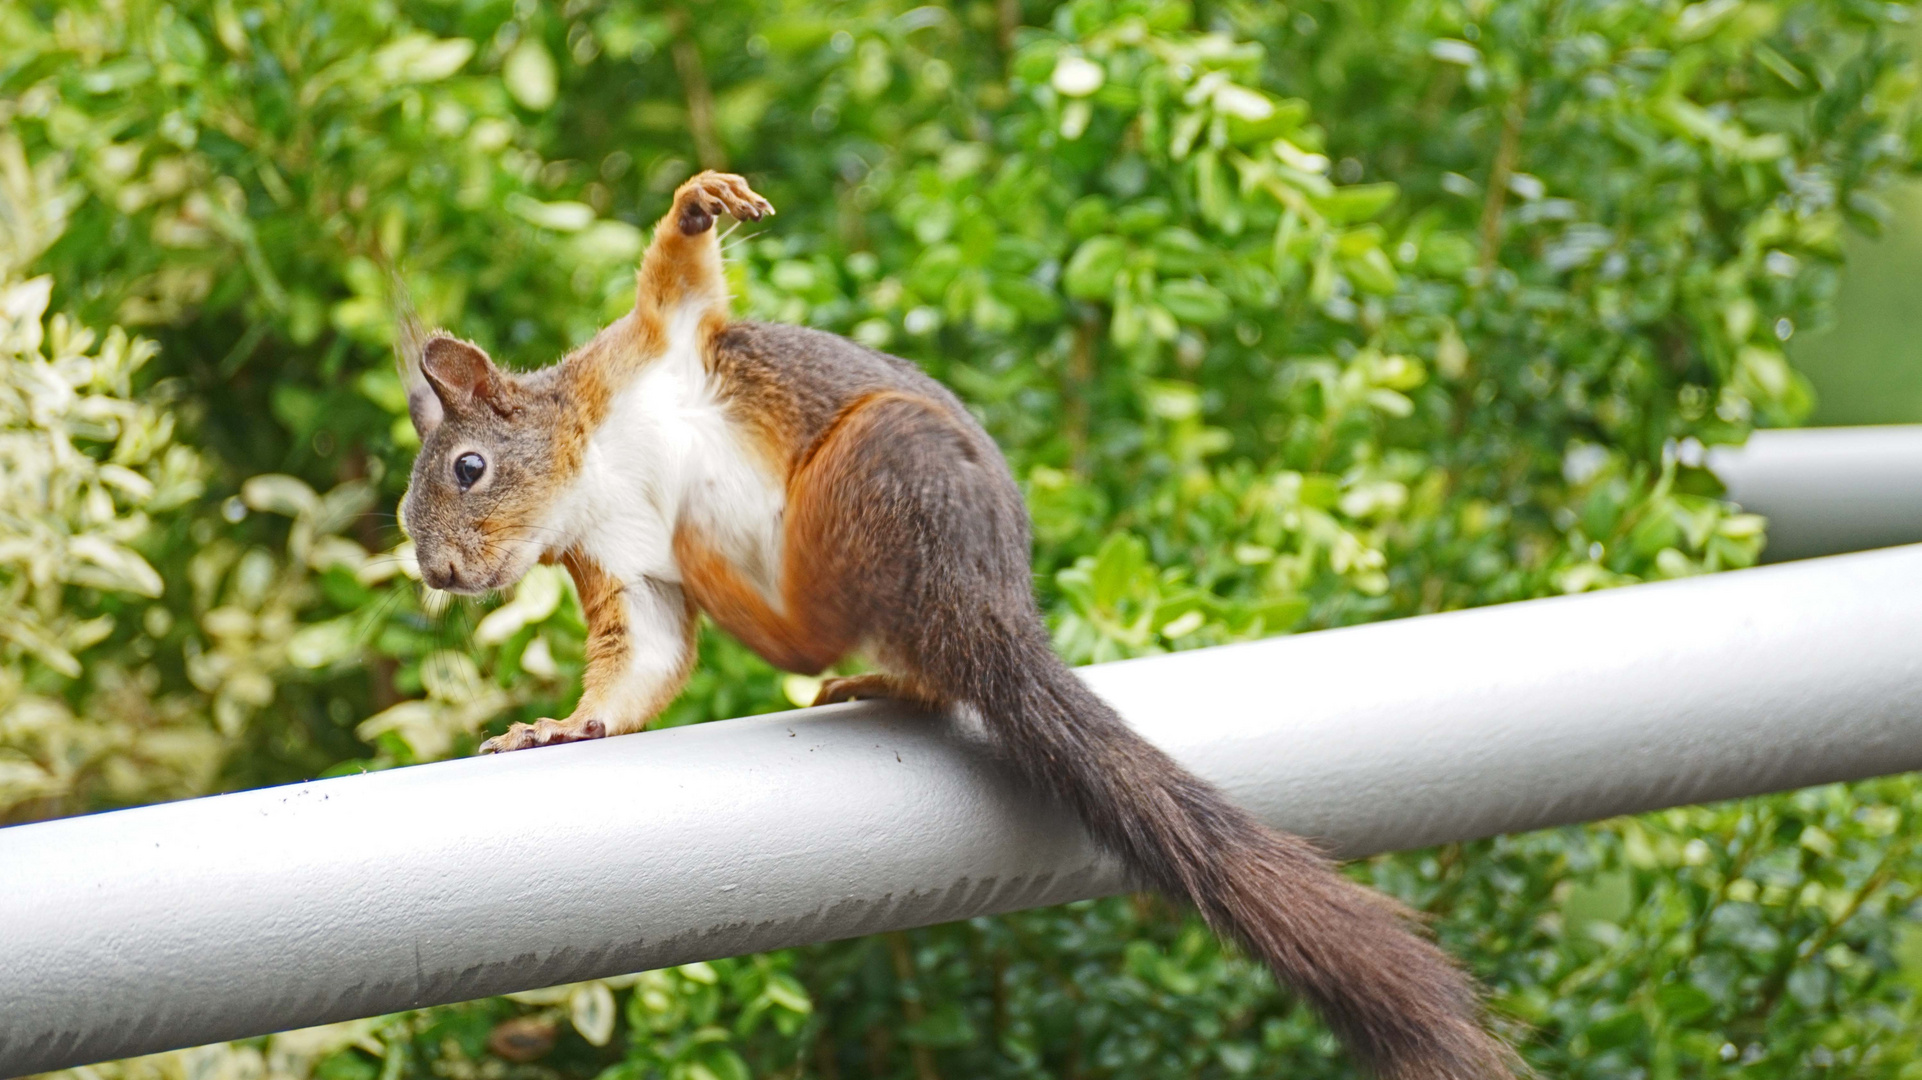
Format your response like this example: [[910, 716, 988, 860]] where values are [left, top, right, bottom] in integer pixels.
[[1711, 424, 1922, 561], [4, 427, 1921, 1076]]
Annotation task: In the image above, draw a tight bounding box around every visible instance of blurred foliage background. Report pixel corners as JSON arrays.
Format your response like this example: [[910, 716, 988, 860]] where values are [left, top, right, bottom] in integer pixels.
[[1794, 179, 1922, 423], [7, 0, 1922, 1076]]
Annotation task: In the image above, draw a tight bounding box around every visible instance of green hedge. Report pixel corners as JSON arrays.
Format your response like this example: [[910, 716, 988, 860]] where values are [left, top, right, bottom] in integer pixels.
[[5, 0, 1922, 1075]]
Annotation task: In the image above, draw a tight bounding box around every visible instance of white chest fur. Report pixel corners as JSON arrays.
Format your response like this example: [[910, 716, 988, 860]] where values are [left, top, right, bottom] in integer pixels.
[[559, 311, 786, 590]]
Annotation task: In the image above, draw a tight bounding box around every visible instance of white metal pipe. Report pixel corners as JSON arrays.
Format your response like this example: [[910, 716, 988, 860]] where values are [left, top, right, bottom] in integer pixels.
[[1710, 425, 1922, 561], [6, 544, 1922, 1076]]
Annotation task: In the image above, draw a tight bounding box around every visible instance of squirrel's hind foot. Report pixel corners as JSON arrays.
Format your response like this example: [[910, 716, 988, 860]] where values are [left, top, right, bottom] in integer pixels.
[[812, 674, 941, 709]]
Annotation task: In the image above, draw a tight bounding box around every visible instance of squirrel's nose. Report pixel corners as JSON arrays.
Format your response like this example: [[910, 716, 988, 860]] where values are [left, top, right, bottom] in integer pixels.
[[424, 559, 459, 590]]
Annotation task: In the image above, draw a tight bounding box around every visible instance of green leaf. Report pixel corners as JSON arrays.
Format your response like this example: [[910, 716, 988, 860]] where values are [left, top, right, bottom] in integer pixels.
[[1343, 247, 1401, 295], [506, 194, 596, 232], [1318, 182, 1399, 224], [1150, 227, 1213, 274], [287, 615, 361, 669], [992, 274, 1063, 321], [1225, 97, 1309, 144], [695, 1048, 750, 1080], [1063, 236, 1129, 301], [1299, 474, 1341, 509], [1655, 983, 1715, 1024], [1065, 196, 1112, 238], [1090, 533, 1148, 609], [1563, 870, 1635, 931], [371, 34, 474, 84], [504, 39, 558, 110], [1158, 278, 1231, 324], [1585, 1009, 1645, 1050]]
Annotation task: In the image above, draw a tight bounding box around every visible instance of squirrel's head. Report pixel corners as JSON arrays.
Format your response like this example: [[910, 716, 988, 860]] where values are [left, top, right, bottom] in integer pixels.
[[397, 331, 571, 595]]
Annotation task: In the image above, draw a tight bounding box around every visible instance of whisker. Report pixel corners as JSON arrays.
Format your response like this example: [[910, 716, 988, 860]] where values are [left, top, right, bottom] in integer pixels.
[[356, 556, 410, 575], [719, 228, 765, 256], [476, 521, 568, 537], [356, 589, 408, 644], [440, 600, 478, 647]]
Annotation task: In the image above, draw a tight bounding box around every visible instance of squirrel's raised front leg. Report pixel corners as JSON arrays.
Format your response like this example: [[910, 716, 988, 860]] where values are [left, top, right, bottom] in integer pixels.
[[631, 171, 773, 346], [565, 173, 772, 398], [479, 552, 696, 754]]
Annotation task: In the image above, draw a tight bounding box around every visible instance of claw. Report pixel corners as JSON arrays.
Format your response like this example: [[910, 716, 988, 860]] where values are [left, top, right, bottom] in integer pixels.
[[479, 716, 608, 755], [813, 674, 901, 707], [672, 171, 777, 235]]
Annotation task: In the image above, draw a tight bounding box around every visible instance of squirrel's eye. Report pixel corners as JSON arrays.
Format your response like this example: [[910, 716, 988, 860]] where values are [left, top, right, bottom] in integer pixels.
[[453, 452, 487, 490]]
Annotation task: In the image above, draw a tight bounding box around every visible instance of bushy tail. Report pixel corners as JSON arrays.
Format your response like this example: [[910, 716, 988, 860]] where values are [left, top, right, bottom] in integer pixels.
[[956, 634, 1516, 1079]]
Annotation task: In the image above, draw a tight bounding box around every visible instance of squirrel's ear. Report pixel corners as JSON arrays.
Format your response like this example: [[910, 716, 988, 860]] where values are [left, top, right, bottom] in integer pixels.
[[407, 380, 445, 437], [422, 335, 515, 417], [386, 264, 445, 437]]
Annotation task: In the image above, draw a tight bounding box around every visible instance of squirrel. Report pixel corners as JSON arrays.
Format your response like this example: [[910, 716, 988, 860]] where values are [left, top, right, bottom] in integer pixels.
[[395, 171, 1515, 1079]]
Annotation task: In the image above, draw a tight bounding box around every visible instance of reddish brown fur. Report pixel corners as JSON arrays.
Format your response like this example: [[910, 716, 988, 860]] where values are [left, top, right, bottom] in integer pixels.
[[569, 551, 700, 727], [672, 390, 954, 677], [671, 528, 839, 675], [567, 550, 632, 695]]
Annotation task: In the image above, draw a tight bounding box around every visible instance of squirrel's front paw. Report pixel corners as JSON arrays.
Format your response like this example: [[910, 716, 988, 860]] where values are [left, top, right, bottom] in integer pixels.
[[674, 171, 775, 235], [479, 715, 608, 754]]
